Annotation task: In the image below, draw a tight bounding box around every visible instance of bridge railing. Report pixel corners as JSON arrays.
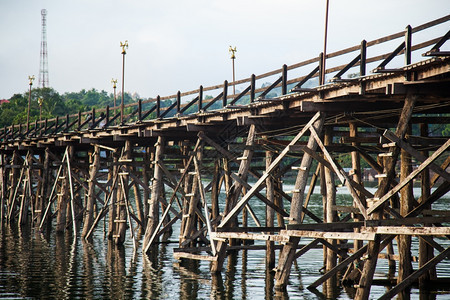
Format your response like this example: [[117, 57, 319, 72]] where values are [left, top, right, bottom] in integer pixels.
[[1, 15, 449, 142]]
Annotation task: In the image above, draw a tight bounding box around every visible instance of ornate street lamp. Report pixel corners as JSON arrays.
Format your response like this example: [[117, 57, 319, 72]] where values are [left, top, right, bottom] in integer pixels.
[[229, 46, 237, 95], [120, 40, 128, 125], [27, 75, 35, 131], [111, 78, 117, 123]]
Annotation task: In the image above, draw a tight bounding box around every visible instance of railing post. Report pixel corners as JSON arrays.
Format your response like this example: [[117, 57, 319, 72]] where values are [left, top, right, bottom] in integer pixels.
[[156, 95, 161, 118], [282, 64, 288, 95], [223, 80, 228, 107], [11, 124, 14, 139], [405, 25, 412, 66], [34, 120, 38, 135], [405, 25, 412, 81], [360, 40, 367, 76], [91, 108, 95, 128], [198, 85, 203, 113], [319, 52, 324, 86], [54, 116, 59, 134], [44, 118, 47, 135], [66, 114, 69, 131], [19, 123, 22, 138], [78, 111, 82, 130], [250, 74, 256, 102], [138, 99, 142, 121], [177, 91, 181, 114], [106, 105, 110, 126]]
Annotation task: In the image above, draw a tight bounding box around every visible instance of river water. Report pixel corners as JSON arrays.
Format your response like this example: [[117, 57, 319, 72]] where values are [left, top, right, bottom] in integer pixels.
[[0, 187, 449, 299]]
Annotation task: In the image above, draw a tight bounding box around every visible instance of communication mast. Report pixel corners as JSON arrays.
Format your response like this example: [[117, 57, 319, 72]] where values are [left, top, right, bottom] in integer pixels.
[[39, 9, 49, 88]]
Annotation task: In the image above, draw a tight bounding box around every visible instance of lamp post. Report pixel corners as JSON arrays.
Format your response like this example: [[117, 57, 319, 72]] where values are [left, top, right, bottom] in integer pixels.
[[120, 40, 128, 125], [38, 97, 43, 122], [229, 46, 237, 95], [27, 75, 35, 131], [37, 97, 43, 135], [111, 78, 117, 123], [321, 0, 330, 85]]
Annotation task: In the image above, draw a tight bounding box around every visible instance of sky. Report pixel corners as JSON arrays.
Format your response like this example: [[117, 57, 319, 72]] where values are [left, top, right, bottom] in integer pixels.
[[0, 0, 449, 100]]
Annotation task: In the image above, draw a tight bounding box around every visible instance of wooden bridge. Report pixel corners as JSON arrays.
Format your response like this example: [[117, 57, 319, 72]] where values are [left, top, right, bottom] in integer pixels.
[[1, 15, 450, 299]]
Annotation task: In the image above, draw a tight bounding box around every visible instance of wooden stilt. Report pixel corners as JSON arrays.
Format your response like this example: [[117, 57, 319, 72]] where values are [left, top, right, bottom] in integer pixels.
[[108, 151, 119, 240], [211, 124, 256, 273], [114, 140, 131, 245], [143, 136, 165, 251], [210, 159, 220, 226], [265, 148, 276, 269], [7, 151, 19, 222], [355, 93, 417, 300], [324, 128, 337, 273], [418, 123, 437, 286], [275, 114, 324, 290], [182, 144, 203, 246], [82, 146, 100, 238], [397, 126, 413, 285], [350, 122, 364, 251]]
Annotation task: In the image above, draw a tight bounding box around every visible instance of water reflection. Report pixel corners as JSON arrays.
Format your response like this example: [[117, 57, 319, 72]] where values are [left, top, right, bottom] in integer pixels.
[[0, 192, 449, 299]]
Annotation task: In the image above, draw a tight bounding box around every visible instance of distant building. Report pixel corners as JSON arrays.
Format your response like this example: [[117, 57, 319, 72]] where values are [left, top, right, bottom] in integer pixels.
[[0, 99, 9, 105]]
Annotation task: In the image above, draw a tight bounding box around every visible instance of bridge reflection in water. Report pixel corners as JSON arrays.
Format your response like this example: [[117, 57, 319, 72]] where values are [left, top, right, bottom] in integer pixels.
[[1, 15, 450, 299]]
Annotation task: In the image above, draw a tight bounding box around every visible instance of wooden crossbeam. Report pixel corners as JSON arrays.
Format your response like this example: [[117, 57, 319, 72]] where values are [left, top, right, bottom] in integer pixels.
[[383, 129, 450, 182], [173, 252, 218, 262], [211, 231, 289, 242], [368, 226, 450, 236], [367, 138, 450, 215], [218, 112, 322, 227], [379, 246, 450, 300], [281, 229, 376, 241]]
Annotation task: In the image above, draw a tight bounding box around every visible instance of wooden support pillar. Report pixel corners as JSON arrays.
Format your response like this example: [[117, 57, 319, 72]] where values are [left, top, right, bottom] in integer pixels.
[[211, 124, 257, 273], [19, 151, 33, 226], [265, 148, 276, 269], [210, 159, 220, 225], [82, 146, 100, 238], [0, 152, 6, 223], [56, 154, 69, 233], [142, 147, 152, 226], [418, 123, 436, 286], [350, 122, 364, 251], [143, 136, 165, 251], [324, 128, 337, 272], [108, 151, 119, 240], [114, 140, 131, 245], [397, 126, 413, 287], [179, 140, 193, 246], [274, 115, 324, 290], [7, 150, 19, 222], [182, 145, 203, 246], [35, 150, 48, 226], [132, 160, 144, 232], [355, 93, 417, 300]]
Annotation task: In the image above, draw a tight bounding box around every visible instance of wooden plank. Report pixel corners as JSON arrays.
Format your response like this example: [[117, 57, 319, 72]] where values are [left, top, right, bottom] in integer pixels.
[[370, 226, 450, 236], [173, 252, 218, 262], [282, 229, 376, 241], [286, 222, 364, 231], [367, 138, 450, 215], [365, 216, 450, 227], [211, 231, 289, 242]]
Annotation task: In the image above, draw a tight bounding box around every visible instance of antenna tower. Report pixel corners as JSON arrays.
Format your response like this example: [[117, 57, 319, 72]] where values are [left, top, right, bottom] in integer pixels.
[[39, 9, 49, 88]]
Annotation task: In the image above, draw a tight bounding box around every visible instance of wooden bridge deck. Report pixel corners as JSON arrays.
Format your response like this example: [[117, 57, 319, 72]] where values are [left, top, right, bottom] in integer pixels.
[[1, 15, 450, 300]]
